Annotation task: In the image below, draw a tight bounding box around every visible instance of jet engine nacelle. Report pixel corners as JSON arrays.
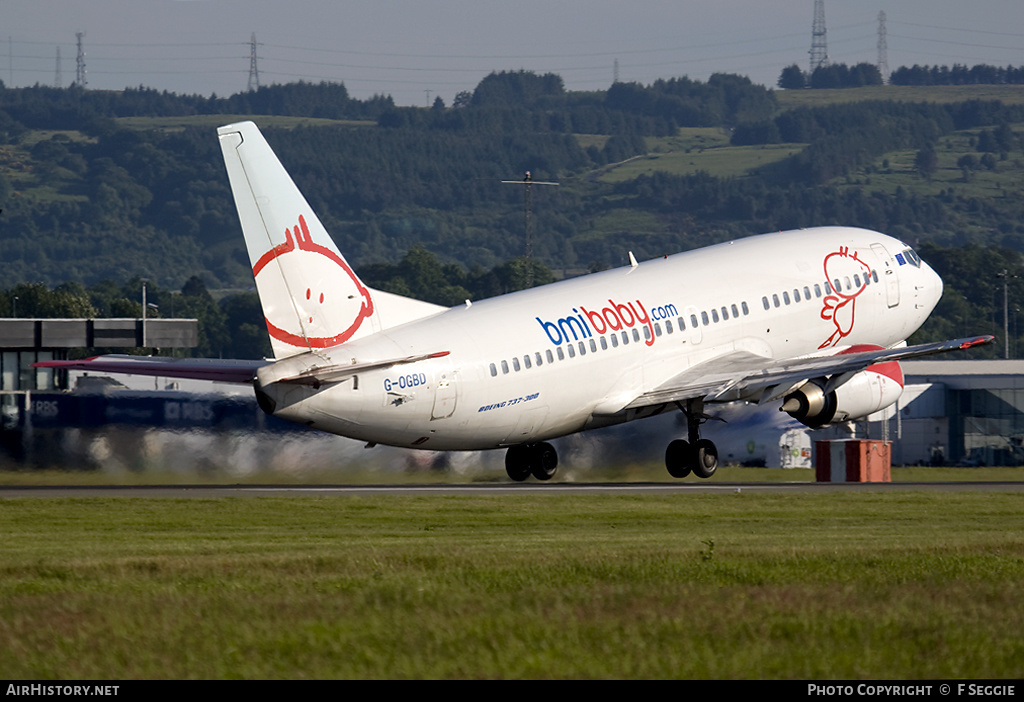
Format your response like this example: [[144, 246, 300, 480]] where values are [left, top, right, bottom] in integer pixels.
[[782, 358, 904, 429]]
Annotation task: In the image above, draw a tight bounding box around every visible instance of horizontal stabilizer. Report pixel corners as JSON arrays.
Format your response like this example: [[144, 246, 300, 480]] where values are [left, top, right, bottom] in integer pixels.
[[258, 351, 450, 388], [34, 355, 269, 384]]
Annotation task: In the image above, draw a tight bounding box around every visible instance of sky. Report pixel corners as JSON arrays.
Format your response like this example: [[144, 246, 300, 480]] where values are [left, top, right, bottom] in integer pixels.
[[2, 0, 1023, 106]]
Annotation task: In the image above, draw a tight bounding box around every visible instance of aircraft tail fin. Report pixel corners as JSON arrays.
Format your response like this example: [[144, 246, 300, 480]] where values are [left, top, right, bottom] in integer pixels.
[[217, 121, 443, 359]]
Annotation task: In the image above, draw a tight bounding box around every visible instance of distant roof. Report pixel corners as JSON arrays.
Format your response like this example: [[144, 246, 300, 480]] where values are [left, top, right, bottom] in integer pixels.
[[0, 318, 198, 349], [903, 359, 1024, 389]]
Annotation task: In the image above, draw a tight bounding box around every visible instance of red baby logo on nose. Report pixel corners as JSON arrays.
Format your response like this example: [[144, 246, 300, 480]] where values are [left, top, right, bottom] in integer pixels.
[[253, 215, 374, 349], [819, 246, 872, 349]]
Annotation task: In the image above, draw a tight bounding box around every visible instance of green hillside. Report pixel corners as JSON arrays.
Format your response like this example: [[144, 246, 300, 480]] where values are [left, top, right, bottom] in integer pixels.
[[2, 75, 1024, 357]]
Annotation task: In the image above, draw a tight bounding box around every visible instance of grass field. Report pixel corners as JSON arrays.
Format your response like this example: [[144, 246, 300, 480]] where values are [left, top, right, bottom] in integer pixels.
[[774, 84, 1024, 109], [588, 129, 804, 184], [1, 485, 1022, 679], [114, 115, 376, 131]]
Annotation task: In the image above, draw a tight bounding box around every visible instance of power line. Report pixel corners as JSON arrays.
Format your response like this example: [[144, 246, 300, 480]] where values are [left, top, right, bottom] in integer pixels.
[[887, 33, 1024, 53], [890, 20, 1024, 39]]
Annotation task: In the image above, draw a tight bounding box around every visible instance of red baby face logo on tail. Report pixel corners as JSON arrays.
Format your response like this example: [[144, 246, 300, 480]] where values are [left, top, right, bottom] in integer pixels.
[[819, 246, 872, 349], [253, 215, 374, 349]]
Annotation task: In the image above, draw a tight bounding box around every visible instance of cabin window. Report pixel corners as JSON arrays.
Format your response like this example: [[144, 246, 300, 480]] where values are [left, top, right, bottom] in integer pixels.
[[772, 294, 780, 308], [610, 333, 619, 348], [489, 363, 497, 377], [833, 279, 841, 293], [501, 360, 509, 374], [814, 283, 822, 297], [590, 338, 598, 352], [677, 316, 685, 330], [665, 320, 673, 334], [782, 291, 790, 305], [556, 347, 565, 361], [872, 270, 879, 283], [690, 314, 699, 328], [600, 336, 608, 350], [654, 323, 662, 337], [621, 331, 629, 345], [567, 344, 576, 358], [578, 341, 586, 356], [546, 349, 554, 364], [762, 296, 770, 311], [853, 274, 861, 288], [711, 309, 720, 323], [731, 304, 739, 318], [643, 326, 652, 341], [844, 276, 851, 290], [512, 357, 521, 372], [741, 301, 749, 316], [632, 329, 641, 342], [793, 289, 800, 303], [803, 286, 811, 300], [701, 311, 709, 325], [824, 280, 832, 294], [523, 355, 531, 369]]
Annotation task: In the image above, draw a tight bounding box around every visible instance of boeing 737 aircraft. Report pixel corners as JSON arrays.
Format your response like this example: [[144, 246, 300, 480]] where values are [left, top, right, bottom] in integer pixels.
[[39, 121, 993, 481]]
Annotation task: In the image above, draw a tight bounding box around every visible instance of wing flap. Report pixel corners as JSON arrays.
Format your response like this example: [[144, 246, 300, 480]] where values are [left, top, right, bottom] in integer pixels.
[[264, 351, 450, 387]]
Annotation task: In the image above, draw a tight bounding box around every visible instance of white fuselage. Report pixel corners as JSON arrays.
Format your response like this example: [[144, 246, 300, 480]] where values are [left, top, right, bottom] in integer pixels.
[[259, 227, 942, 450]]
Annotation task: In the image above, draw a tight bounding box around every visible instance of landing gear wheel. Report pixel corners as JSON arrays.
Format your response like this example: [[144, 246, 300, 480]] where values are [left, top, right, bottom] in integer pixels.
[[530, 442, 558, 481], [692, 438, 719, 479], [665, 439, 692, 479], [505, 445, 533, 482], [505, 443, 559, 482]]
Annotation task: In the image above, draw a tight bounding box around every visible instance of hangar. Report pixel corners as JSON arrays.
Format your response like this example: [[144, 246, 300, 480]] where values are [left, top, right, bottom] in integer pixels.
[[894, 360, 1024, 466]]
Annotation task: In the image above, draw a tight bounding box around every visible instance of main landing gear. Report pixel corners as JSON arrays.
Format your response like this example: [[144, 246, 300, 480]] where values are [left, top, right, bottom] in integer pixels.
[[505, 442, 558, 482], [664, 399, 719, 479]]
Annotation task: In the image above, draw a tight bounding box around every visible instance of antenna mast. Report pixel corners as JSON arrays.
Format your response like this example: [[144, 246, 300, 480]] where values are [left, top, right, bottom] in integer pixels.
[[809, 0, 829, 74], [877, 11, 889, 84], [74, 32, 86, 88], [501, 172, 558, 289]]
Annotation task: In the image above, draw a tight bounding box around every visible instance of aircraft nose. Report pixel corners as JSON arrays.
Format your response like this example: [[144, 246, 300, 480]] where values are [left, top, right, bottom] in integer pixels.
[[919, 258, 943, 312]]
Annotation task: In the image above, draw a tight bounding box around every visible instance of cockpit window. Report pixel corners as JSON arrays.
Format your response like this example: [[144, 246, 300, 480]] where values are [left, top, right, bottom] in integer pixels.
[[897, 248, 922, 268]]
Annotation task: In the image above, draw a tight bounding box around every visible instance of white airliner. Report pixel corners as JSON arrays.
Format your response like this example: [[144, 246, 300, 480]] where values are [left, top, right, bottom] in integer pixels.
[[39, 121, 993, 480]]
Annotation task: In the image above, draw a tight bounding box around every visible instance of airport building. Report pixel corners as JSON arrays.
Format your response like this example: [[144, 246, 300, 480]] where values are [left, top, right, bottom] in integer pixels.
[[0, 317, 198, 392], [894, 360, 1024, 466]]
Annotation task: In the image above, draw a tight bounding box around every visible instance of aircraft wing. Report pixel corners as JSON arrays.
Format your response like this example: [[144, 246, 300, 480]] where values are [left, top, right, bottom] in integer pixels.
[[34, 355, 269, 384], [622, 335, 994, 411]]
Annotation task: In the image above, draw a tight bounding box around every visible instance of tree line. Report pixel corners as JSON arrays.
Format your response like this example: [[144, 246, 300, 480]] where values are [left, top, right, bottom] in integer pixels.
[[0, 248, 558, 360], [778, 62, 1024, 90]]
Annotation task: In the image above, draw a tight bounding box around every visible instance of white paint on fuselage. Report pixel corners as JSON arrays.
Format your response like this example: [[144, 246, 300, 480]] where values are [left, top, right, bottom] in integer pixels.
[[262, 227, 942, 450]]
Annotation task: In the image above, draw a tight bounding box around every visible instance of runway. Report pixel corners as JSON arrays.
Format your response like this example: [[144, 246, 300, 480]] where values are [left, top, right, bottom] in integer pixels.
[[2, 481, 1022, 498]]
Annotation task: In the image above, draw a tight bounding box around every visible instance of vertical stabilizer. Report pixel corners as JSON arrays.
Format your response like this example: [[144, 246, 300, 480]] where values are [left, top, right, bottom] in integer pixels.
[[218, 121, 377, 359]]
